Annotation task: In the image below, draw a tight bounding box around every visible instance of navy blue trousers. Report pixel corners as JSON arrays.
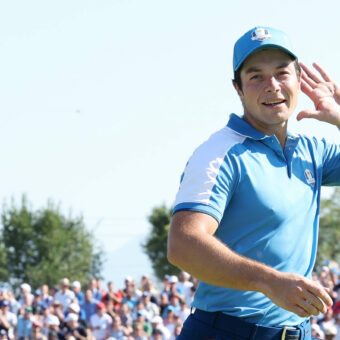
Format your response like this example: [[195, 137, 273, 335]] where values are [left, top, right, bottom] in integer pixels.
[[177, 310, 321, 340]]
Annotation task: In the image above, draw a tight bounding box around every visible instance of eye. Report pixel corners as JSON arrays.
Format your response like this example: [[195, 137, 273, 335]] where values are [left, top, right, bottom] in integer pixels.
[[250, 74, 261, 80], [278, 70, 290, 76]]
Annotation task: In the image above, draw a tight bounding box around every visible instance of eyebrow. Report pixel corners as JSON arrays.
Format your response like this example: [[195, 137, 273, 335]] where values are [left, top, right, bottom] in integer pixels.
[[244, 61, 291, 74]]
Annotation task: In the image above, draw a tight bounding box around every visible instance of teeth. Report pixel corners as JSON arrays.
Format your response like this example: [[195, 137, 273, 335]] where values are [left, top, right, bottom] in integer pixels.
[[265, 100, 284, 105]]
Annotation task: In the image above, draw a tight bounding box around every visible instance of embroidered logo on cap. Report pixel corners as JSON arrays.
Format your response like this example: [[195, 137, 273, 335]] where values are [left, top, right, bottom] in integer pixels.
[[304, 169, 315, 187], [251, 28, 271, 41]]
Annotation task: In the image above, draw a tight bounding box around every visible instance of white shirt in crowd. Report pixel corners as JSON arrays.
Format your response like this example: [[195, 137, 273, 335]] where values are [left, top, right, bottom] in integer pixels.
[[89, 313, 112, 340]]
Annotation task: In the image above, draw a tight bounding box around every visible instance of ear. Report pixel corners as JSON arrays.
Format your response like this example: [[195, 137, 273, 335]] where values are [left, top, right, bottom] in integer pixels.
[[232, 80, 244, 100]]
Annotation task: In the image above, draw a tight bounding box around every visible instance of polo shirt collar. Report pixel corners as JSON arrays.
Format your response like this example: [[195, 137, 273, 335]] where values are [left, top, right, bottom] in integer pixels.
[[227, 113, 298, 141], [227, 113, 266, 140]]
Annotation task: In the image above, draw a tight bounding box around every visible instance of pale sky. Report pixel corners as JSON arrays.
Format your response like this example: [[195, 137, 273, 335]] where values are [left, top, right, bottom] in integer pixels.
[[1, 0, 339, 287]]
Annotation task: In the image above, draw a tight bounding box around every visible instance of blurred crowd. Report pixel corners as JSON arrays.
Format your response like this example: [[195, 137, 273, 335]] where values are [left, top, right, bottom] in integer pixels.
[[0, 262, 339, 340], [311, 262, 340, 340], [0, 271, 197, 340]]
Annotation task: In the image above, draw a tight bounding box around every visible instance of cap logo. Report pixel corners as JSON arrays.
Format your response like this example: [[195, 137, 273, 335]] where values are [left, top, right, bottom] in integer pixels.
[[251, 28, 271, 41]]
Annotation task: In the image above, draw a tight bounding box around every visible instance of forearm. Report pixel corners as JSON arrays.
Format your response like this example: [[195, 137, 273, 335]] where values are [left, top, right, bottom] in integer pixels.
[[168, 219, 276, 295], [168, 211, 332, 317]]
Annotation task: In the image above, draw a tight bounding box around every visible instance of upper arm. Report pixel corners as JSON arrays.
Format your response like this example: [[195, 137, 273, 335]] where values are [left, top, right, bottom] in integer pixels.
[[170, 210, 218, 236], [168, 210, 218, 261]]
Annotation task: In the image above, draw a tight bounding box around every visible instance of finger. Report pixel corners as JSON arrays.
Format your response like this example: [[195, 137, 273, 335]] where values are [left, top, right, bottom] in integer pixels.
[[308, 284, 333, 307], [299, 299, 320, 316], [293, 304, 310, 318], [296, 110, 321, 121], [313, 62, 332, 82], [300, 79, 315, 97], [300, 62, 323, 84], [301, 71, 317, 89], [303, 291, 326, 314]]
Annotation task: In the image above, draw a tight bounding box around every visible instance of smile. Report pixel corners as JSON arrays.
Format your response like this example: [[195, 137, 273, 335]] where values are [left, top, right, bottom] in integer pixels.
[[262, 99, 286, 106]]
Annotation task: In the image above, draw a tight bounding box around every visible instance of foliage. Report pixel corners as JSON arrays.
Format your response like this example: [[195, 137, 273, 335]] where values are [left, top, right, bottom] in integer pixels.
[[142, 204, 180, 280], [0, 195, 104, 291], [316, 188, 340, 269]]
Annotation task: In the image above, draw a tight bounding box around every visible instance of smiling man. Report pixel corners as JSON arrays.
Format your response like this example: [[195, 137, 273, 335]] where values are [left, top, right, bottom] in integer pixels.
[[168, 27, 340, 340]]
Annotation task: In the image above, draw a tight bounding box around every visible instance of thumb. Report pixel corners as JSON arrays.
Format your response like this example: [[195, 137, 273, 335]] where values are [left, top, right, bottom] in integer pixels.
[[296, 110, 321, 121]]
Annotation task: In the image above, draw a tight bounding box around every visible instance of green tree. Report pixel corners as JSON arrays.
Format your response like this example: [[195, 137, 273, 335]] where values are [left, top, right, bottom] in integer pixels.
[[0, 196, 104, 291], [142, 204, 180, 280], [316, 187, 340, 269]]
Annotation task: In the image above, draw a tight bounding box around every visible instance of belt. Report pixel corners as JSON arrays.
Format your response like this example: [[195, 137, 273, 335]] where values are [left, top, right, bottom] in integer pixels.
[[192, 309, 310, 340]]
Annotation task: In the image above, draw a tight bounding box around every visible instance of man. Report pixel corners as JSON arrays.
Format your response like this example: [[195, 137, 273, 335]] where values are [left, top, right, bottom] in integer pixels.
[[0, 300, 17, 340], [81, 290, 98, 325], [89, 302, 111, 340], [58, 313, 87, 340], [168, 26, 340, 339], [71, 282, 84, 306], [16, 307, 33, 340], [54, 278, 75, 312]]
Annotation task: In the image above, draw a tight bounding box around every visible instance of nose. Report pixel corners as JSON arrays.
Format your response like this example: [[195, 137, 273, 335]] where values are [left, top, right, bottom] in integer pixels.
[[264, 75, 280, 92]]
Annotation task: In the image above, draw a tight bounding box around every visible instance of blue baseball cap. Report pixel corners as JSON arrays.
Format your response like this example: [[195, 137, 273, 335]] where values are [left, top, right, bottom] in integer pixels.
[[233, 26, 297, 72]]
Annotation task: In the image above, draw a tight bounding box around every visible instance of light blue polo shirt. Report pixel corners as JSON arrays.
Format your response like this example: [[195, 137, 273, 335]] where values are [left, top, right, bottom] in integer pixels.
[[173, 113, 340, 327]]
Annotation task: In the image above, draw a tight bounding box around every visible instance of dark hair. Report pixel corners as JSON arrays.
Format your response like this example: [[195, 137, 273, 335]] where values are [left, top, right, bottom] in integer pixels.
[[233, 55, 301, 91]]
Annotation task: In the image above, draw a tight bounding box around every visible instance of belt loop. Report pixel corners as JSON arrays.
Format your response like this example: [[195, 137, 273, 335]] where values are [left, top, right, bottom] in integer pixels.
[[296, 323, 304, 340], [249, 324, 259, 340], [211, 311, 219, 328]]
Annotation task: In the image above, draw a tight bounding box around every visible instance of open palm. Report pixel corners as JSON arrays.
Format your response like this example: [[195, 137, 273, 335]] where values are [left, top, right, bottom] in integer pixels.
[[297, 62, 340, 128]]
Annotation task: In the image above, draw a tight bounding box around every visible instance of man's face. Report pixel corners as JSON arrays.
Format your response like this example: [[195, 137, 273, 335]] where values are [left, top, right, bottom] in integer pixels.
[[234, 48, 300, 134]]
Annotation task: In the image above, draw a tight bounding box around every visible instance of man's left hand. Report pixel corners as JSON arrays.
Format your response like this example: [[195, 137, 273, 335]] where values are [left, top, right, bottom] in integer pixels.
[[297, 62, 340, 128]]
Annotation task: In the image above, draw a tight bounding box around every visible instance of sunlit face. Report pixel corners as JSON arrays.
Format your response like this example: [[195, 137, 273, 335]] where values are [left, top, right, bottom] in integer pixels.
[[234, 48, 300, 135]]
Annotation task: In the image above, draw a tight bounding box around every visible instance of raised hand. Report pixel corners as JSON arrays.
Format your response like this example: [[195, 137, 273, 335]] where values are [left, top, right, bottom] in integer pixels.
[[297, 62, 340, 128]]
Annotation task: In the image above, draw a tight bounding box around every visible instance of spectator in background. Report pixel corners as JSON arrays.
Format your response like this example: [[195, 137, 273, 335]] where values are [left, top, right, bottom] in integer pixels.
[[96, 280, 106, 299], [134, 311, 152, 338], [45, 315, 60, 338], [19, 285, 34, 310], [140, 292, 159, 320], [59, 313, 87, 340], [177, 301, 190, 324], [176, 272, 193, 304], [50, 302, 64, 325], [16, 307, 33, 340], [167, 276, 184, 302], [67, 302, 86, 326], [40, 285, 53, 310], [81, 290, 98, 325], [150, 316, 170, 340], [6, 291, 20, 316], [30, 320, 47, 340], [54, 279, 75, 312], [173, 323, 182, 339], [130, 322, 147, 340], [0, 300, 16, 340], [311, 317, 325, 339], [122, 288, 138, 312], [150, 328, 163, 340], [109, 316, 129, 340], [71, 282, 84, 306], [158, 294, 169, 318], [89, 302, 111, 340], [0, 330, 8, 340], [104, 282, 123, 312], [321, 308, 338, 339], [119, 302, 133, 331], [40, 306, 51, 338], [32, 290, 44, 316], [88, 279, 102, 303], [162, 296, 180, 319]]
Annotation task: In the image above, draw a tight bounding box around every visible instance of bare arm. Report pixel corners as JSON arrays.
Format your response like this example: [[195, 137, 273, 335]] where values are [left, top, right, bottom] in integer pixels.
[[167, 210, 332, 317]]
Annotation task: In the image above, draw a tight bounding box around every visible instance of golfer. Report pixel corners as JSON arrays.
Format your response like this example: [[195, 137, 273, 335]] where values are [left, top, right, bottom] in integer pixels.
[[168, 26, 340, 340]]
